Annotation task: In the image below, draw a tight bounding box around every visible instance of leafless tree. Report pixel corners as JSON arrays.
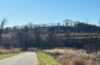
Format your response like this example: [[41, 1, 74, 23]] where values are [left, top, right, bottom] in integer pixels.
[[0, 18, 6, 45]]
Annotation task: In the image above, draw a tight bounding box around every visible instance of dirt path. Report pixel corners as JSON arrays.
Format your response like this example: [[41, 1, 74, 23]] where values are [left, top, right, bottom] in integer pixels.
[[0, 52, 38, 65]]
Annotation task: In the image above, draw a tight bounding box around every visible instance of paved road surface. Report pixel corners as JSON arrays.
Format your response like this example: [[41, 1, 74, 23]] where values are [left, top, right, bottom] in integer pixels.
[[0, 52, 38, 65]]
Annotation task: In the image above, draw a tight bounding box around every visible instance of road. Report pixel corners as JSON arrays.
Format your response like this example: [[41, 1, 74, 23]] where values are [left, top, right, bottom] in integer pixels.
[[0, 52, 38, 65]]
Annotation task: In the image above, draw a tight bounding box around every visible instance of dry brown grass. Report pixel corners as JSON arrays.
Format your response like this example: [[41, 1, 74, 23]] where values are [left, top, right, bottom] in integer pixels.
[[0, 48, 21, 54], [59, 53, 85, 65], [44, 48, 100, 65]]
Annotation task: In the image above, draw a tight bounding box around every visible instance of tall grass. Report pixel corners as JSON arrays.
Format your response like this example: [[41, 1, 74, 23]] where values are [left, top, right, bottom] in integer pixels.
[[44, 48, 100, 65]]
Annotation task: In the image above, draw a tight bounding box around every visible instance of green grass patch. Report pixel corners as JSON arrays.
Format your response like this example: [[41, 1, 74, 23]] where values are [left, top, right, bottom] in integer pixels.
[[0, 52, 21, 60], [37, 52, 60, 65]]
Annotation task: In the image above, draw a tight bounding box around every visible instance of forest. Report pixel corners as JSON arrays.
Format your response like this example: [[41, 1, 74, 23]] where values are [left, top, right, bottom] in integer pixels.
[[0, 19, 100, 52]]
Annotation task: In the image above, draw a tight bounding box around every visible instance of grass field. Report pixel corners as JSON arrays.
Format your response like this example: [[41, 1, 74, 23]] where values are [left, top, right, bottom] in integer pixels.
[[37, 52, 60, 65]]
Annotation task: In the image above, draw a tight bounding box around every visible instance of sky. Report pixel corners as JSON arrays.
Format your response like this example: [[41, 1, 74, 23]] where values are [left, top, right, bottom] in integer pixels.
[[0, 0, 100, 27]]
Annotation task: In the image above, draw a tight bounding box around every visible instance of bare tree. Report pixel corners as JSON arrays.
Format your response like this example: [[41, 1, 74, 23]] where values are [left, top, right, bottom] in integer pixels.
[[16, 25, 29, 51], [84, 17, 89, 24], [97, 19, 100, 26], [0, 18, 6, 45], [63, 19, 74, 26], [34, 26, 41, 47]]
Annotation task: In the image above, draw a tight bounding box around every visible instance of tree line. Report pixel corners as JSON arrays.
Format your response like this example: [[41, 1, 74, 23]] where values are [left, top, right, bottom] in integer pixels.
[[0, 19, 100, 52]]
